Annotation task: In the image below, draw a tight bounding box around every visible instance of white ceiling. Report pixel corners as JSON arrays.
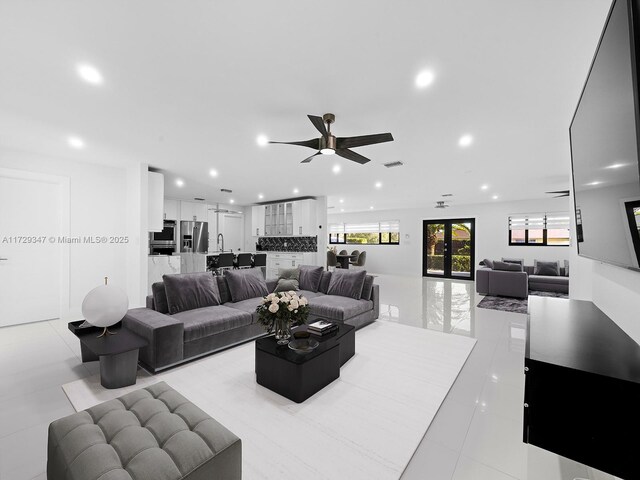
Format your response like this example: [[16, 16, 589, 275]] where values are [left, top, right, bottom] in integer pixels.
[[0, 0, 612, 212]]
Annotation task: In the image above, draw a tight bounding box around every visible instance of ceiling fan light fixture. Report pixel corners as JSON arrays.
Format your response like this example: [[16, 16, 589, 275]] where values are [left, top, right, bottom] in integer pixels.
[[320, 148, 335, 155]]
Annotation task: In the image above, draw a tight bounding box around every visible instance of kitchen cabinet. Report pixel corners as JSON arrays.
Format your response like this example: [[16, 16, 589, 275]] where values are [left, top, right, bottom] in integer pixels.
[[292, 199, 317, 236], [266, 252, 304, 279], [148, 172, 164, 232], [164, 199, 178, 220], [265, 203, 293, 236], [251, 205, 265, 236], [180, 201, 208, 221]]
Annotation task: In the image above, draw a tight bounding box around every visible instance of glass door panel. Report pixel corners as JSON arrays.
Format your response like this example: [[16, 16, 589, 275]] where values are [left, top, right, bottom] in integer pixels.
[[423, 219, 475, 280]]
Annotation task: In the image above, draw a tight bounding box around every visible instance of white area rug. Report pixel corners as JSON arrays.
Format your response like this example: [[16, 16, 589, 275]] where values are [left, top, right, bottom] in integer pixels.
[[63, 321, 476, 480]]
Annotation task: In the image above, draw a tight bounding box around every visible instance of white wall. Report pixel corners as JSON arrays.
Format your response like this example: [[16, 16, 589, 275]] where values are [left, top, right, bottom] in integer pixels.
[[0, 147, 146, 318], [328, 197, 573, 276]]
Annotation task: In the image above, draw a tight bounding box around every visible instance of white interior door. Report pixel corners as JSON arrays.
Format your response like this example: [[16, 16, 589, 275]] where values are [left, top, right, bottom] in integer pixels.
[[222, 215, 244, 251], [0, 173, 63, 326]]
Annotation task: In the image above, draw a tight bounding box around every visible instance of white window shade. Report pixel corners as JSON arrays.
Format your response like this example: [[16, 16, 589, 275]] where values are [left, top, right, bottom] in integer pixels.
[[509, 212, 570, 230], [329, 223, 345, 234], [379, 220, 400, 232], [545, 214, 571, 229], [344, 222, 381, 233]]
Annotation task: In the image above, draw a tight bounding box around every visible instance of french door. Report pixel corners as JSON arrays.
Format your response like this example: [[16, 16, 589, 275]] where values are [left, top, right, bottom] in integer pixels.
[[423, 219, 475, 280]]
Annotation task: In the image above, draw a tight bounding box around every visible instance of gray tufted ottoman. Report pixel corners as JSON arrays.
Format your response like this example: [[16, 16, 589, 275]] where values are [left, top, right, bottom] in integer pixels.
[[47, 382, 241, 480]]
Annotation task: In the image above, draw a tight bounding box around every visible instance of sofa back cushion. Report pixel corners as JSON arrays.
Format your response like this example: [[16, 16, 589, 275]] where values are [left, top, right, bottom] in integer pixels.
[[216, 276, 232, 304], [225, 268, 269, 302], [163, 272, 221, 315], [151, 282, 169, 314], [361, 274, 374, 301], [534, 260, 560, 276], [501, 257, 524, 268], [493, 261, 523, 272], [319, 271, 332, 294], [327, 269, 367, 300], [299, 265, 324, 292], [482, 259, 495, 269]]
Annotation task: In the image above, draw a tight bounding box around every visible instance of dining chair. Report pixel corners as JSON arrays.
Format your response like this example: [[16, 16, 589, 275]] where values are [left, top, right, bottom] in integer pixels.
[[339, 249, 348, 256], [351, 251, 366, 270], [327, 251, 338, 271]]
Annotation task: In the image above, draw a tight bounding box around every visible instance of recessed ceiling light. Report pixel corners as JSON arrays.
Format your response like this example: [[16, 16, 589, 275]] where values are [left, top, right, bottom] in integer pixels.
[[369, 206, 374, 210], [76, 63, 103, 85], [492, 194, 499, 200], [340, 209, 344, 212], [586, 181, 602, 186], [458, 134, 473, 148], [332, 164, 341, 174], [293, 188, 299, 194], [209, 169, 218, 177], [230, 199, 235, 204], [175, 179, 184, 187], [258, 194, 264, 200], [375, 181, 382, 189], [256, 134, 269, 146], [415, 70, 435, 89], [480, 184, 489, 190], [605, 163, 627, 169], [339, 199, 344, 203], [67, 136, 85, 149]]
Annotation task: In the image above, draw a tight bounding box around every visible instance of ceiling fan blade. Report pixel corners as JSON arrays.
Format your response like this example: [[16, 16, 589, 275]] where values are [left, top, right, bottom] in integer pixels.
[[554, 194, 570, 198], [269, 138, 320, 149], [301, 152, 321, 163], [307, 115, 328, 137], [546, 190, 570, 194], [335, 148, 371, 165], [336, 133, 394, 149]]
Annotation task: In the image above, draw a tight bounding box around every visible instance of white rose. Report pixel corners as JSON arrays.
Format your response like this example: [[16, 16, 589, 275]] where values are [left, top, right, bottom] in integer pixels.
[[299, 297, 308, 306], [266, 293, 275, 301], [268, 303, 279, 313], [288, 290, 297, 297], [294, 309, 298, 314], [290, 299, 299, 309], [287, 304, 294, 311]]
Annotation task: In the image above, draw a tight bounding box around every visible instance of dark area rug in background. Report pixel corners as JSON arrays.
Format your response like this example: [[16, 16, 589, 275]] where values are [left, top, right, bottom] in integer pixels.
[[477, 290, 569, 314]]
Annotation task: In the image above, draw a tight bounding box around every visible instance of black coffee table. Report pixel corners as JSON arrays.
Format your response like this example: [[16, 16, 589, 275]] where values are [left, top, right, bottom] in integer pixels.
[[69, 321, 148, 389], [255, 323, 355, 403]]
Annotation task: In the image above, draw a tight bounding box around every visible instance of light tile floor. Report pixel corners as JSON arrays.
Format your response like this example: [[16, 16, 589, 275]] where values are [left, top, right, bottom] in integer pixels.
[[0, 275, 619, 480]]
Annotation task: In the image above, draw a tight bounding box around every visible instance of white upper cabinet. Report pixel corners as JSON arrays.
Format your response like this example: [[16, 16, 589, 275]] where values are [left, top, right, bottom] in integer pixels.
[[251, 205, 265, 237], [163, 199, 178, 220], [262, 199, 317, 236], [148, 172, 164, 232], [292, 199, 317, 236], [180, 201, 207, 221]]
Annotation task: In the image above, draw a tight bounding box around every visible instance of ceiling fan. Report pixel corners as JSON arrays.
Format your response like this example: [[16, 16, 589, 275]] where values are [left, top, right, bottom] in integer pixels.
[[269, 113, 394, 164], [546, 190, 570, 198]]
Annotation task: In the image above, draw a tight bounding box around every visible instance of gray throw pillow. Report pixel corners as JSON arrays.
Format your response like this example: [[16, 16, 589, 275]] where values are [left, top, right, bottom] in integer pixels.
[[274, 278, 300, 292], [501, 257, 524, 267], [564, 259, 570, 277], [319, 271, 332, 294], [278, 267, 300, 281], [225, 269, 269, 302], [534, 260, 560, 276], [151, 282, 169, 314], [482, 259, 495, 269], [163, 273, 221, 315], [327, 269, 367, 300], [361, 274, 374, 301], [492, 261, 523, 272], [299, 265, 324, 292]]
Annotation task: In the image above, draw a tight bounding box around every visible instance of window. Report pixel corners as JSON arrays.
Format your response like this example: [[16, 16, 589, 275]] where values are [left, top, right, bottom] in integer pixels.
[[508, 213, 570, 246], [329, 221, 400, 245]]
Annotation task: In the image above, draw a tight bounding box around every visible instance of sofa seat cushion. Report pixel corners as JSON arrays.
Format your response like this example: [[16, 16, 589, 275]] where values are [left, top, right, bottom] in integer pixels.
[[308, 295, 373, 321], [224, 297, 265, 321], [173, 305, 253, 342], [529, 275, 569, 286], [297, 289, 324, 300]]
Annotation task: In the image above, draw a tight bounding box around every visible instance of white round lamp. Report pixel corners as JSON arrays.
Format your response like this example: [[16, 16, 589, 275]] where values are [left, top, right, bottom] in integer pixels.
[[81, 277, 129, 338]]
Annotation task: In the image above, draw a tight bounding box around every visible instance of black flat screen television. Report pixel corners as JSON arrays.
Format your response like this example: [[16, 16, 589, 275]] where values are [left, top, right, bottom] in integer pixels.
[[570, 0, 640, 271]]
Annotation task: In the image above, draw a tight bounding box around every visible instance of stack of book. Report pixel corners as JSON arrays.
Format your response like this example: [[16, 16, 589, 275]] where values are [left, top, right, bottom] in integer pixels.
[[308, 320, 338, 336]]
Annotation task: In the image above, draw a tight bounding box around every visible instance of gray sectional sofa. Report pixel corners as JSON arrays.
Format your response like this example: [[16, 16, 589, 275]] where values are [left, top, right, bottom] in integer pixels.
[[124, 266, 379, 373], [476, 258, 569, 299]]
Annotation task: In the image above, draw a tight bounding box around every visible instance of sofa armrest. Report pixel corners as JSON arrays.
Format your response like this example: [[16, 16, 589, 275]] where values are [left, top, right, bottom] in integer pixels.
[[489, 270, 529, 299], [122, 308, 184, 372], [476, 268, 490, 294], [370, 284, 380, 319]]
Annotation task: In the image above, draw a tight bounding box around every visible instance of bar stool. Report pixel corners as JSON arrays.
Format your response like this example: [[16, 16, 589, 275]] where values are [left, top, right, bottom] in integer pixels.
[[234, 253, 253, 269], [216, 253, 235, 276], [252, 253, 267, 268]]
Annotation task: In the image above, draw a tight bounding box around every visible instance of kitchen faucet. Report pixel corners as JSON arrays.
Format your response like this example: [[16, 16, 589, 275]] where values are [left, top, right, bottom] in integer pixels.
[[217, 233, 224, 252]]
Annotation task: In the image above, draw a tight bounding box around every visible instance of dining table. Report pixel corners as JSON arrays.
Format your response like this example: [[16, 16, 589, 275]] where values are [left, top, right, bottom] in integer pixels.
[[336, 253, 358, 269]]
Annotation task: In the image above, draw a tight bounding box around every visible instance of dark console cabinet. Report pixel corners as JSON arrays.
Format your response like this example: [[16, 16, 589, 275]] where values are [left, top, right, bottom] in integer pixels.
[[525, 297, 640, 479]]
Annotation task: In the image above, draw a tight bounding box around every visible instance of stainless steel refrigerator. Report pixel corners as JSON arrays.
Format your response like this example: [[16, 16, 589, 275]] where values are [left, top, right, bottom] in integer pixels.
[[180, 221, 208, 253]]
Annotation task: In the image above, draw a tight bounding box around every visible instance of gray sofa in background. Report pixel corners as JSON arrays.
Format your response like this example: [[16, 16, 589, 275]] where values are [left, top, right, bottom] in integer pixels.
[[47, 382, 242, 480], [124, 267, 379, 372], [476, 259, 569, 298]]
